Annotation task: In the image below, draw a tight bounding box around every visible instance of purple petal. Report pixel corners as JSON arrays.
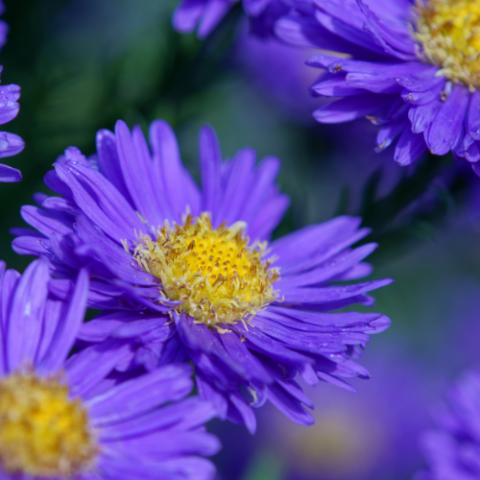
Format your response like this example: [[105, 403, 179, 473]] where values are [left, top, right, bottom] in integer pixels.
[[313, 9, 379, 53], [273, 217, 369, 275], [376, 117, 408, 151], [229, 390, 257, 434], [20, 205, 73, 238], [427, 84, 470, 156], [0, 132, 24, 159], [468, 89, 480, 141], [357, 0, 416, 60], [394, 128, 427, 166], [279, 278, 393, 306], [249, 193, 289, 240], [275, 243, 377, 288], [1, 267, 20, 335], [215, 147, 256, 227], [89, 364, 193, 426], [54, 158, 143, 242], [267, 381, 314, 426], [7, 260, 49, 371], [38, 269, 89, 373], [197, 0, 234, 38], [241, 156, 282, 228], [313, 94, 394, 123], [243, 0, 270, 16], [196, 372, 229, 419], [115, 121, 164, 227], [96, 128, 134, 207], [0, 163, 21, 182], [0, 84, 20, 125], [346, 71, 402, 94], [408, 98, 443, 134], [149, 119, 201, 222], [200, 125, 222, 217], [401, 81, 444, 106], [98, 397, 216, 440], [172, 0, 207, 34], [275, 14, 363, 51], [312, 74, 363, 97], [67, 340, 134, 397]]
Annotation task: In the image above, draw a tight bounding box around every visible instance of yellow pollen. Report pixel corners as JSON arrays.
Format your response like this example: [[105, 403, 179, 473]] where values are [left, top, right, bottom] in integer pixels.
[[134, 213, 280, 327], [415, 0, 480, 89], [0, 371, 98, 478]]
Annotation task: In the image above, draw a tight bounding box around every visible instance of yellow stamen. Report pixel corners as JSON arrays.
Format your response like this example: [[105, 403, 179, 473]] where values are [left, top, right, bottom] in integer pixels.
[[0, 371, 98, 477], [415, 0, 480, 89], [134, 213, 279, 327]]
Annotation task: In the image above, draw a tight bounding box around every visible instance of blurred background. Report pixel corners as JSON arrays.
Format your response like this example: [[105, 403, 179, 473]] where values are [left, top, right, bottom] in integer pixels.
[[3, 1, 480, 479]]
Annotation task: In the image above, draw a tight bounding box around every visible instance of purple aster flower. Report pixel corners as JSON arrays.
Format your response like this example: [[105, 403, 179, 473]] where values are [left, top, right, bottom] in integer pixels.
[[172, 0, 292, 38], [0, 258, 219, 479], [13, 119, 392, 433], [276, 0, 480, 168], [417, 369, 480, 480]]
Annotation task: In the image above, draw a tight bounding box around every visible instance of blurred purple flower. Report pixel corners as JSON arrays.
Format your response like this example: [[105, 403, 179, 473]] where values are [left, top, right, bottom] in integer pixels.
[[258, 342, 431, 480], [0, 259, 219, 480], [417, 369, 480, 480], [236, 27, 323, 122], [14, 119, 391, 433], [173, 0, 291, 38], [276, 0, 480, 168]]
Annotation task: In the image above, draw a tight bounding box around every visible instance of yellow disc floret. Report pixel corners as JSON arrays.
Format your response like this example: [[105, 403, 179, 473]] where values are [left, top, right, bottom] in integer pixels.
[[134, 213, 279, 327], [0, 371, 98, 477], [415, 0, 480, 89]]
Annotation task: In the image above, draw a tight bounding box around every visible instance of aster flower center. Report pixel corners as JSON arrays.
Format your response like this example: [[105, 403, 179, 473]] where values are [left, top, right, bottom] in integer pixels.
[[0, 371, 98, 478], [415, 0, 480, 88], [134, 213, 279, 327]]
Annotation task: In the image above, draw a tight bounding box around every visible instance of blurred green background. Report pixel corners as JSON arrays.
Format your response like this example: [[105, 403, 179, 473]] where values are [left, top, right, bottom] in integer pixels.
[[2, 1, 480, 479]]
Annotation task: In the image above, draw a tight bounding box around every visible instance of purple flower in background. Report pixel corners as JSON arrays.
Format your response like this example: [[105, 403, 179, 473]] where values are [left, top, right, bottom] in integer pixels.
[[277, 0, 480, 168], [173, 0, 291, 38], [236, 26, 323, 122], [259, 342, 431, 480], [207, 341, 432, 480], [14, 119, 391, 433], [0, 258, 219, 480], [417, 369, 480, 480]]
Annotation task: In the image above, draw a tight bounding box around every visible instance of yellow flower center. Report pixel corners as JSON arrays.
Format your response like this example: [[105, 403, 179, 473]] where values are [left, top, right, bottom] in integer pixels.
[[0, 371, 98, 478], [134, 213, 279, 327], [415, 0, 480, 89]]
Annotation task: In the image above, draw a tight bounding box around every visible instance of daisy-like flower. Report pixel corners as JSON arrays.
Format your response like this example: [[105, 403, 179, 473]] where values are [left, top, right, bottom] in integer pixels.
[[417, 369, 480, 480], [0, 258, 219, 479], [173, 0, 291, 38], [13, 120, 391, 433], [276, 0, 480, 168]]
